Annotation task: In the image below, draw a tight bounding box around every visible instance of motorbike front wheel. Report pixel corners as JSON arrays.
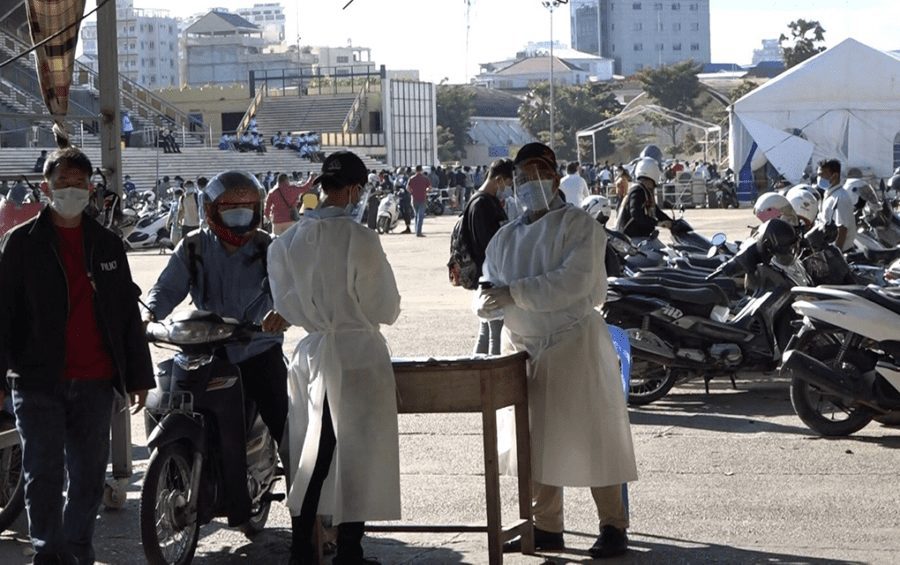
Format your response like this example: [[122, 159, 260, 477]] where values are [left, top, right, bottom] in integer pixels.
[[239, 497, 272, 538], [789, 330, 874, 437], [427, 200, 445, 216], [376, 216, 389, 234], [140, 443, 200, 565], [0, 443, 25, 533]]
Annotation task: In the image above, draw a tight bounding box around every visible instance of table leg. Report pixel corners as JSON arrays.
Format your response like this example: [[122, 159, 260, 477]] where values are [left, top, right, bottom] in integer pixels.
[[481, 378, 502, 565], [514, 400, 534, 554]]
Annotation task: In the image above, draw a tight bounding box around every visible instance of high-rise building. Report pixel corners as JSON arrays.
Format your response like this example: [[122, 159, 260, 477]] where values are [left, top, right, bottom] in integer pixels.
[[752, 38, 784, 65], [236, 3, 286, 45], [79, 0, 180, 88], [570, 0, 711, 76]]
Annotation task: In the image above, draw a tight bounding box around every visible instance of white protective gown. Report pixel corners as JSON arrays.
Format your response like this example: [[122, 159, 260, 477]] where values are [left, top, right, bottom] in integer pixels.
[[481, 204, 638, 487], [268, 207, 402, 523]]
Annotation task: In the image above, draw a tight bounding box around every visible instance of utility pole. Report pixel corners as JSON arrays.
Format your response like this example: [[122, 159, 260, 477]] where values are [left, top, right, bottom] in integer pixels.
[[542, 1, 567, 152], [96, 0, 123, 197]]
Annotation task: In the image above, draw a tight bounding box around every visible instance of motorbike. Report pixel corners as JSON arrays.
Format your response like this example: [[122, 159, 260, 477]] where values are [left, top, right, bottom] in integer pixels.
[[604, 220, 811, 405], [0, 182, 42, 237], [706, 169, 739, 209], [781, 285, 900, 436], [376, 191, 401, 234], [141, 309, 283, 565], [121, 203, 174, 251], [426, 188, 447, 216]]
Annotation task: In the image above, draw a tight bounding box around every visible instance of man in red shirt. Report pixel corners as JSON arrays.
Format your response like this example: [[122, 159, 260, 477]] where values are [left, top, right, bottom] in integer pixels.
[[407, 165, 431, 237], [265, 173, 317, 235], [0, 147, 154, 564]]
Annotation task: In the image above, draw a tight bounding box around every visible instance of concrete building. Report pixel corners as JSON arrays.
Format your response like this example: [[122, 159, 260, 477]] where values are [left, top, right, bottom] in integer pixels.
[[475, 44, 614, 90], [752, 38, 784, 64], [183, 9, 296, 86], [236, 2, 286, 45], [570, 0, 711, 76], [310, 46, 376, 75], [79, 0, 179, 88]]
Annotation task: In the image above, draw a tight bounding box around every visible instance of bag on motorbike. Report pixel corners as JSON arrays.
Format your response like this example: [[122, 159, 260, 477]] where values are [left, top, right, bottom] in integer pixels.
[[447, 194, 483, 290]]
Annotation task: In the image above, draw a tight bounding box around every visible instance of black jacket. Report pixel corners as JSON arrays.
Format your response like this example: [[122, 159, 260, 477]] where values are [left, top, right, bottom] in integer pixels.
[[0, 208, 154, 394], [466, 192, 507, 278], [615, 182, 671, 238]]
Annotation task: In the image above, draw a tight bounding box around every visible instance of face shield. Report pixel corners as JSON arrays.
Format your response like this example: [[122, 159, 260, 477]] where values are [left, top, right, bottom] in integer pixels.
[[513, 159, 557, 214]]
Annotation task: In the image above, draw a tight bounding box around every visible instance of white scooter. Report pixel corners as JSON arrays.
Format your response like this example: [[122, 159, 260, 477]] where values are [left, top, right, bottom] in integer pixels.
[[781, 285, 900, 436], [120, 204, 173, 251], [376, 191, 401, 234]]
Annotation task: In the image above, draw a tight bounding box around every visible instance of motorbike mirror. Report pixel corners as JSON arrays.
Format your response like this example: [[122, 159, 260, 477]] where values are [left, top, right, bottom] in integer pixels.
[[711, 232, 727, 247]]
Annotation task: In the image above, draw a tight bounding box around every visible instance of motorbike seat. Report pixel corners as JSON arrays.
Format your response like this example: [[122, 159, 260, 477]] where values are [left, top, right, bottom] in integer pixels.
[[861, 287, 900, 316], [609, 279, 730, 309], [862, 247, 900, 265], [635, 269, 740, 298]]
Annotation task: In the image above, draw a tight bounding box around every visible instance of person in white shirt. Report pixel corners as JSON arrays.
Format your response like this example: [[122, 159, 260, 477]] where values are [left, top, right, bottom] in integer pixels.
[[598, 166, 613, 191], [815, 158, 856, 251], [559, 161, 591, 206]]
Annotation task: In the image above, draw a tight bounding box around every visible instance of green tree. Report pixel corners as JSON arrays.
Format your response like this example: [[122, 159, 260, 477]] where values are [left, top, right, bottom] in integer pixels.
[[636, 60, 706, 156], [518, 82, 622, 161], [729, 79, 759, 104], [436, 85, 475, 161], [610, 125, 652, 159], [779, 19, 826, 69]]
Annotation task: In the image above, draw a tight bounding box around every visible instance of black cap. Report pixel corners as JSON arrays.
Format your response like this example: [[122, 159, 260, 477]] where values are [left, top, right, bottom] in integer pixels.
[[514, 142, 557, 170], [318, 150, 368, 187]]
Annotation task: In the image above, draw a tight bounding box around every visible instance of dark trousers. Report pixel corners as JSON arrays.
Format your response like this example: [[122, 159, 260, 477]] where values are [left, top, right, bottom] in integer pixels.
[[292, 396, 365, 563], [13, 379, 114, 564], [236, 345, 288, 447]]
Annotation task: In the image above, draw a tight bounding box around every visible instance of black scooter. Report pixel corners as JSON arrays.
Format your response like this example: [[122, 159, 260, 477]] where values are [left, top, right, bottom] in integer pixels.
[[141, 310, 283, 565], [604, 227, 811, 405]]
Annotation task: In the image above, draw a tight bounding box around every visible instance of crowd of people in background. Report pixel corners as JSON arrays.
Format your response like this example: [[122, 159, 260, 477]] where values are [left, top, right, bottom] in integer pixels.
[[217, 114, 323, 161]]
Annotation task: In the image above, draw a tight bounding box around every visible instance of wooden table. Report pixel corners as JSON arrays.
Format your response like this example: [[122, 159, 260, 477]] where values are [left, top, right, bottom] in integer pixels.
[[365, 352, 535, 564]]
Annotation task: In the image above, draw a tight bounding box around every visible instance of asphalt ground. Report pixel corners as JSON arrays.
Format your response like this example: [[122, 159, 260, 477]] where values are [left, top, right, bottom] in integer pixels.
[[1, 208, 898, 564]]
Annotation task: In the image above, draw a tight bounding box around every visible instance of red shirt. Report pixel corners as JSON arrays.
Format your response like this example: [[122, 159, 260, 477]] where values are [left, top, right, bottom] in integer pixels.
[[265, 184, 304, 224], [56, 224, 115, 380], [408, 173, 431, 204]]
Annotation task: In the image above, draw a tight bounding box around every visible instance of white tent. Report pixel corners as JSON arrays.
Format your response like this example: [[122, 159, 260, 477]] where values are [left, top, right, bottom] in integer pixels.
[[729, 38, 900, 200]]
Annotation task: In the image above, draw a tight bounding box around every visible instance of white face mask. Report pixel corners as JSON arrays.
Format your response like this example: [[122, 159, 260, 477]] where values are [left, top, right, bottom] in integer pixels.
[[51, 187, 90, 219], [219, 207, 255, 228], [515, 179, 555, 213]]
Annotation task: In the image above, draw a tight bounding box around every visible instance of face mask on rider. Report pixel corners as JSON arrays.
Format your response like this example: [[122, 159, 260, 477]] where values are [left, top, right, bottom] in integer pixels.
[[50, 187, 91, 219], [817, 176, 831, 191], [219, 207, 255, 230]]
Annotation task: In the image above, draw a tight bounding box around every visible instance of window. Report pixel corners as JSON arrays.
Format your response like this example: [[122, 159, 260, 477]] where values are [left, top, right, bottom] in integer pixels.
[[672, 22, 681, 31], [148, 24, 153, 32], [611, 23, 615, 30], [690, 43, 700, 51], [633, 2, 641, 9], [654, 2, 663, 8], [633, 22, 643, 31], [689, 2, 699, 10], [612, 43, 616, 52], [690, 22, 699, 31], [673, 43, 682, 51], [634, 43, 643, 51], [337, 55, 350, 63], [671, 2, 681, 9], [656, 43, 665, 51]]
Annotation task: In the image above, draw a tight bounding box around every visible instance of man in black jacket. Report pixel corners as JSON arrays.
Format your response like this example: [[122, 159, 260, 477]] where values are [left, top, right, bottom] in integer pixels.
[[614, 156, 672, 238], [467, 158, 512, 355], [0, 147, 154, 565]]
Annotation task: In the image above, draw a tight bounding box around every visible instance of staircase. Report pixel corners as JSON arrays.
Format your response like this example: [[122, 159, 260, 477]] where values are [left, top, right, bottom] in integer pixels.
[[0, 24, 206, 148], [252, 95, 358, 137], [0, 147, 385, 193]]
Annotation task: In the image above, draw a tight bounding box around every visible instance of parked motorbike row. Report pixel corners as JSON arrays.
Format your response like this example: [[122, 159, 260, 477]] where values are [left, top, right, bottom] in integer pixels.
[[587, 171, 900, 439]]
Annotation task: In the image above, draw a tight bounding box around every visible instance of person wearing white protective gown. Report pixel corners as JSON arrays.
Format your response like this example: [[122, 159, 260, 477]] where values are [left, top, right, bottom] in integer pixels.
[[478, 142, 638, 559], [268, 150, 401, 565]]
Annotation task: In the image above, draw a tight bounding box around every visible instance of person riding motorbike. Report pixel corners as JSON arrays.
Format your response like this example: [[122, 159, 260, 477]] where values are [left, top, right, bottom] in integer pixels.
[[144, 170, 291, 528], [786, 185, 820, 232], [753, 192, 798, 226], [614, 157, 672, 238]]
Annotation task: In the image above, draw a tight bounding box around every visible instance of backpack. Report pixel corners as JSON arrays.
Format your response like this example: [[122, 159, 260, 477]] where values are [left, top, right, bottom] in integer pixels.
[[447, 194, 483, 290]]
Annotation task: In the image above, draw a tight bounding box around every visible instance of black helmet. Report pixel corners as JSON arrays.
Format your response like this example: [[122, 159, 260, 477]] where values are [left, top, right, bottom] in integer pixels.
[[757, 218, 799, 265], [203, 170, 263, 247]]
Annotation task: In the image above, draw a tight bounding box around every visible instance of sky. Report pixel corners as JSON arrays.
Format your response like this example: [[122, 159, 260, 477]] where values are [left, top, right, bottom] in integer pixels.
[[98, 0, 898, 84]]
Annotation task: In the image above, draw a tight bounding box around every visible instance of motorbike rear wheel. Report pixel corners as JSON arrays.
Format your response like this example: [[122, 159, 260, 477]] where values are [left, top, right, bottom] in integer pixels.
[[789, 330, 874, 437], [141, 443, 200, 565], [628, 359, 678, 405], [239, 498, 272, 538]]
